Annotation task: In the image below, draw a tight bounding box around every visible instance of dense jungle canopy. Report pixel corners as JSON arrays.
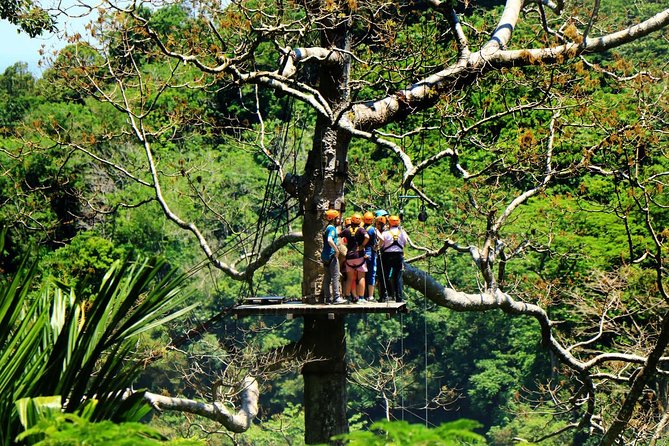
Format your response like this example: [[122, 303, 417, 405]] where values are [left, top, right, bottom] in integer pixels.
[[1, 0, 669, 444]]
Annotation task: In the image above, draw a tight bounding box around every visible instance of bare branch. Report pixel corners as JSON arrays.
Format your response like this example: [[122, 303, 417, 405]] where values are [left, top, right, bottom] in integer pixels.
[[142, 377, 259, 433]]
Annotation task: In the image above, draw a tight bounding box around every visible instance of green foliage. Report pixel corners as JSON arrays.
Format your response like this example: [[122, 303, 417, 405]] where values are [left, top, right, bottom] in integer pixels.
[[235, 403, 305, 445], [0, 249, 197, 445], [42, 233, 128, 296], [16, 396, 64, 434], [333, 419, 486, 445], [0, 0, 54, 36], [17, 412, 204, 445], [486, 402, 571, 446], [1, 0, 668, 443], [0, 63, 39, 134]]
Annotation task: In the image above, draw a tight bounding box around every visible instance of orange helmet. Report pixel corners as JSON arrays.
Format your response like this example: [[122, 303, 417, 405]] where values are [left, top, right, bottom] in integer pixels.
[[363, 211, 374, 224], [388, 215, 400, 226], [351, 213, 362, 225], [325, 209, 340, 221]]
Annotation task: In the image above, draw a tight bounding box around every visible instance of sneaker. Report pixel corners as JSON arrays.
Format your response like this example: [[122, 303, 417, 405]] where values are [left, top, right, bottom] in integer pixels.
[[333, 297, 347, 305], [358, 297, 367, 303], [366, 297, 376, 303]]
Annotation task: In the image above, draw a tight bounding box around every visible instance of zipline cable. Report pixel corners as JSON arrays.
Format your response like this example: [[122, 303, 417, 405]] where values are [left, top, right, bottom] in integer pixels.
[[424, 257, 429, 427], [400, 311, 405, 422], [241, 96, 299, 299], [421, 110, 429, 426]]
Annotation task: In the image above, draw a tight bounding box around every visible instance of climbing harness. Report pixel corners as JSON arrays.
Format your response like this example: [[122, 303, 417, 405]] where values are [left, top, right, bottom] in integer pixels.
[[381, 228, 405, 252]]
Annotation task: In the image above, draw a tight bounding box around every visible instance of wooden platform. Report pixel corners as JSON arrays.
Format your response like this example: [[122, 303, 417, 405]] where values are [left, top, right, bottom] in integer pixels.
[[232, 301, 407, 318]]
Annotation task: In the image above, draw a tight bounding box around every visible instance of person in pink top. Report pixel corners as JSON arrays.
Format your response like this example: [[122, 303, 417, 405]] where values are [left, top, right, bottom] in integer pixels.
[[340, 213, 369, 303]]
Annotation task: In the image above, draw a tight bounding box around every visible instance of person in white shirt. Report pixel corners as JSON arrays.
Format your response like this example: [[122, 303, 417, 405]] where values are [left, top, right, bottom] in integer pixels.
[[379, 215, 408, 302]]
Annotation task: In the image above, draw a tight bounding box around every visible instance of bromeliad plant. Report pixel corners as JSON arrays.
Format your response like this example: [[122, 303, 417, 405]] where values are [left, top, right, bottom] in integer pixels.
[[0, 234, 197, 445]]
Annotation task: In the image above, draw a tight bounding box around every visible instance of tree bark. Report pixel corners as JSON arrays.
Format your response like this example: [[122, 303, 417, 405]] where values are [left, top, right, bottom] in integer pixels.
[[302, 316, 348, 444], [298, 6, 352, 444], [141, 377, 259, 433]]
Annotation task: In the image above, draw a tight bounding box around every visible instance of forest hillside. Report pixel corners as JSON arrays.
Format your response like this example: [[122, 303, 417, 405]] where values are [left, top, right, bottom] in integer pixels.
[[1, 0, 668, 444]]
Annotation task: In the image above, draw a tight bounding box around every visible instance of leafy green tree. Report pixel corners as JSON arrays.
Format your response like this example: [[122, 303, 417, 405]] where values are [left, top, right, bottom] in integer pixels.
[[5, 0, 669, 444], [0, 0, 54, 36], [0, 63, 38, 135]]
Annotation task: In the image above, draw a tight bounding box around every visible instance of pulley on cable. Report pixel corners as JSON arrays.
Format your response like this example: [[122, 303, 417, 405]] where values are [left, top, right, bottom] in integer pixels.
[[418, 203, 428, 222]]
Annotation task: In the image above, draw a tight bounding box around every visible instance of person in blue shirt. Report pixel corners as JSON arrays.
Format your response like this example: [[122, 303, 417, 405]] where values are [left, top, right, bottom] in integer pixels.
[[321, 209, 345, 304], [362, 211, 379, 302]]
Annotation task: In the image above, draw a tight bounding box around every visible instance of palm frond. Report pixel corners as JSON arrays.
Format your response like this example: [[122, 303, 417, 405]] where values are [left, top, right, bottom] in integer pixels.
[[0, 250, 196, 443]]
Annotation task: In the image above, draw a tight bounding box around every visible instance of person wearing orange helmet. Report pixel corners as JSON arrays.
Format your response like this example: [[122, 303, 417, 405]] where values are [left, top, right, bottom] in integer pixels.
[[362, 211, 379, 302], [379, 214, 409, 302], [321, 209, 345, 304], [374, 214, 388, 300], [340, 212, 369, 303]]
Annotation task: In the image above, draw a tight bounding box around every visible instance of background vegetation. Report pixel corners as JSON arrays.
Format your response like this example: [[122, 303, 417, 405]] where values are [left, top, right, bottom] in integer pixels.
[[1, 0, 668, 444]]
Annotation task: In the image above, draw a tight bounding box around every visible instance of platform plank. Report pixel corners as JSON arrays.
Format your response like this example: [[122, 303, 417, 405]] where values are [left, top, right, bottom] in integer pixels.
[[232, 301, 407, 318]]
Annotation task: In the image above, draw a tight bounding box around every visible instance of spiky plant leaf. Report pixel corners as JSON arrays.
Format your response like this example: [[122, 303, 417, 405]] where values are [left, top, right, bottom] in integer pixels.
[[0, 249, 196, 444]]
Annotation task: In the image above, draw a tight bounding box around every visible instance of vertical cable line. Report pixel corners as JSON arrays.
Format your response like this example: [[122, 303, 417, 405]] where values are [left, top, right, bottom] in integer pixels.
[[400, 311, 405, 422], [421, 111, 429, 427], [241, 97, 296, 299], [424, 258, 429, 427]]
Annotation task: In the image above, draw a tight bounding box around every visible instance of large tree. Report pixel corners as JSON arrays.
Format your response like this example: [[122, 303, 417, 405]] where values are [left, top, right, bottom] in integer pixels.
[[5, 0, 669, 444]]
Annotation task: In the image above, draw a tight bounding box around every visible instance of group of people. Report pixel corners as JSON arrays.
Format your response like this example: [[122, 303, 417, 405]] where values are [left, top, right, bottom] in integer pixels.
[[320, 209, 409, 305]]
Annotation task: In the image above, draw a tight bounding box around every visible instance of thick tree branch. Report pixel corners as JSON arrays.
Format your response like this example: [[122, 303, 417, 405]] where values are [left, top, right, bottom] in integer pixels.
[[242, 232, 304, 279], [481, 0, 523, 53], [279, 47, 348, 78], [350, 8, 669, 130], [448, 9, 470, 59], [401, 264, 666, 375], [491, 8, 669, 66], [141, 377, 259, 433]]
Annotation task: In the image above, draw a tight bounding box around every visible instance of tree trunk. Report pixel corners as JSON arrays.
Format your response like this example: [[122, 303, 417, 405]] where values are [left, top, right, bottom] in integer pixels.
[[299, 122, 350, 444], [298, 8, 352, 444], [302, 316, 348, 444]]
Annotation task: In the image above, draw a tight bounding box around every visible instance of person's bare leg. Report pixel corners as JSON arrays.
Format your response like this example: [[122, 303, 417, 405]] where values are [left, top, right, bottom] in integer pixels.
[[345, 270, 356, 300], [356, 272, 365, 300]]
